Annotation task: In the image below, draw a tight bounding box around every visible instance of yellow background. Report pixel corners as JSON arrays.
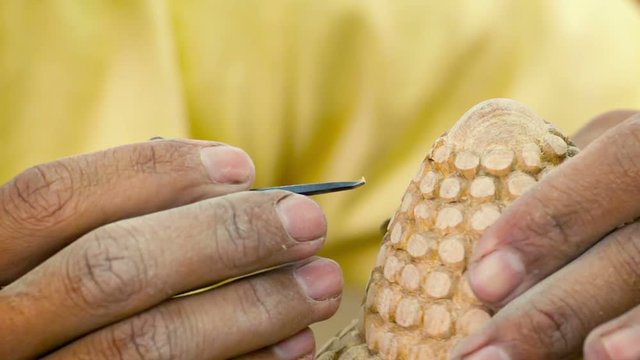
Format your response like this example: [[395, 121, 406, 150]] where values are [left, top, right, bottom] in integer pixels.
[[1, 0, 639, 342]]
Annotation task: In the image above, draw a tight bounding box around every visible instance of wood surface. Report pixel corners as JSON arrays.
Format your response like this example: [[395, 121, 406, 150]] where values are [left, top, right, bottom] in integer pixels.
[[317, 99, 578, 360]]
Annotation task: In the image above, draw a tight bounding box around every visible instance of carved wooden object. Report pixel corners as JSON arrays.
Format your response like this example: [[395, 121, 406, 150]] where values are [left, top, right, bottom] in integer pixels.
[[317, 99, 578, 360]]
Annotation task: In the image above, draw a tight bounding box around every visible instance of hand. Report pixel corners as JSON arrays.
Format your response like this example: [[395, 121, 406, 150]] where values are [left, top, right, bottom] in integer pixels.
[[0, 139, 342, 360], [449, 110, 640, 360]]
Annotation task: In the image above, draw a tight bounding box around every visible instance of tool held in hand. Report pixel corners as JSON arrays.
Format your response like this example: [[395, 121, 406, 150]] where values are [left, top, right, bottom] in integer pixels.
[[252, 177, 366, 196]]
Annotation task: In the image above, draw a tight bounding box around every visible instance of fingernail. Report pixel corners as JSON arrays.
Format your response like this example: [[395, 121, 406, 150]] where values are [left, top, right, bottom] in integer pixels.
[[273, 329, 315, 360], [462, 346, 511, 360], [294, 258, 343, 301], [277, 195, 327, 242], [602, 326, 640, 360], [199, 146, 254, 184], [469, 249, 525, 303]]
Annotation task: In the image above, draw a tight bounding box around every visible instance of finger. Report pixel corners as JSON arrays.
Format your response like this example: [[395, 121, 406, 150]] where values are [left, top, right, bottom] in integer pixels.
[[468, 113, 640, 306], [0, 139, 255, 284], [584, 305, 640, 360], [450, 221, 640, 360], [584, 306, 640, 360], [233, 328, 315, 360], [45, 258, 341, 360], [0, 191, 326, 358], [572, 110, 638, 148]]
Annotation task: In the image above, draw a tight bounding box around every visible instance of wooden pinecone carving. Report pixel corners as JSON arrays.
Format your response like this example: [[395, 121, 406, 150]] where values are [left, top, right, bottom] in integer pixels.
[[317, 99, 578, 360]]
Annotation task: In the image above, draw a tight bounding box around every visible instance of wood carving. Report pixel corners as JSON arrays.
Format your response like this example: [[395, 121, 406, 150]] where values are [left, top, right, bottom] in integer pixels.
[[317, 99, 578, 360]]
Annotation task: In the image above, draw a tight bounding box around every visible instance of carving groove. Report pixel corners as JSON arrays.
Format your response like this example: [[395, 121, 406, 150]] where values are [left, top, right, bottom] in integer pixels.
[[317, 99, 578, 360]]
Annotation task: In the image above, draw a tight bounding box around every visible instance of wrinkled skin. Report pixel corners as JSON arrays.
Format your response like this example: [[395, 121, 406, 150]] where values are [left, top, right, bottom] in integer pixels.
[[4, 108, 640, 360], [452, 110, 640, 360], [0, 139, 342, 360]]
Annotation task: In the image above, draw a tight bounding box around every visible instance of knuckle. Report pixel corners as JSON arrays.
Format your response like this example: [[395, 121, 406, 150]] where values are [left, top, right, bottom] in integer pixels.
[[509, 189, 578, 262], [521, 300, 579, 357], [2, 162, 79, 229], [119, 141, 193, 175], [208, 197, 275, 270], [105, 309, 178, 360], [126, 145, 163, 174], [233, 277, 280, 326], [64, 224, 150, 313]]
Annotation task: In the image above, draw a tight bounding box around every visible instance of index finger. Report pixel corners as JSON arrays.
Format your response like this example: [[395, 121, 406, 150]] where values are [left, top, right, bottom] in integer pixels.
[[0, 139, 254, 284], [468, 113, 640, 306], [451, 220, 640, 360]]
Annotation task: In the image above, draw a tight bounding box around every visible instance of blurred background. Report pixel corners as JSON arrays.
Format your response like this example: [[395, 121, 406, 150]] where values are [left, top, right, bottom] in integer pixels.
[[1, 0, 640, 345]]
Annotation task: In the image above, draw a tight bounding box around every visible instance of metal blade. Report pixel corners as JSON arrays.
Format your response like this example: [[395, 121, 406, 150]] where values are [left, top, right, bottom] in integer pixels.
[[252, 177, 366, 196]]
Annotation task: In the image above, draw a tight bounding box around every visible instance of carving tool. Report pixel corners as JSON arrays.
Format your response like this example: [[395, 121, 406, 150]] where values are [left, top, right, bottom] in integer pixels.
[[252, 177, 365, 196]]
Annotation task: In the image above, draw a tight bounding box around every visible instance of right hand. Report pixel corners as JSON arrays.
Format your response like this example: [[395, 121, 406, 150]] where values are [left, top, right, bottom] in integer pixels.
[[450, 110, 640, 360], [0, 139, 342, 360]]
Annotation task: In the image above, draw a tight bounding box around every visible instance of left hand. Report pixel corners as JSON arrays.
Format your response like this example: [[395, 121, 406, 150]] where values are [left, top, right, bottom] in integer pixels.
[[450, 110, 640, 360]]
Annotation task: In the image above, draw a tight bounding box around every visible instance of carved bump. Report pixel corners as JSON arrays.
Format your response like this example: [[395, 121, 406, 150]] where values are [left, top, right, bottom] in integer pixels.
[[317, 99, 579, 360]]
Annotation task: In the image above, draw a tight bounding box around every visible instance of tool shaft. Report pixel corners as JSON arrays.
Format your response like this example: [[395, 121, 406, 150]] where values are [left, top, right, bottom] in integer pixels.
[[252, 178, 365, 196]]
